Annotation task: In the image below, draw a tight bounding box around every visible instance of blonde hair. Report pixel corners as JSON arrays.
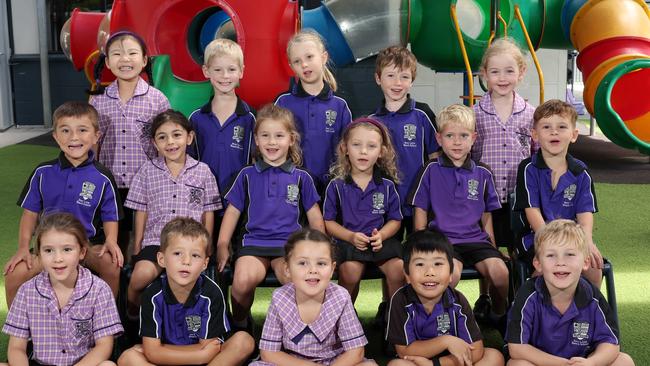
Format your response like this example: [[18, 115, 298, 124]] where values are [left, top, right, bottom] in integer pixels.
[[480, 37, 527, 75], [203, 38, 244, 68], [254, 104, 302, 166], [375, 45, 418, 81], [330, 118, 400, 183], [437, 104, 476, 132], [287, 29, 338, 91], [534, 219, 589, 259], [160, 217, 210, 256], [53, 101, 99, 131]]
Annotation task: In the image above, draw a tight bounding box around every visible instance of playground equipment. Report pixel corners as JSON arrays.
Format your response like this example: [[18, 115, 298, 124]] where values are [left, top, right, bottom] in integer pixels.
[[61, 0, 650, 154]]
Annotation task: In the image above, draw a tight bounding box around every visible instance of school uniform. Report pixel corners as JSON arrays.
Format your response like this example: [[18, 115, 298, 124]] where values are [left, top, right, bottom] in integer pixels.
[[225, 160, 320, 258], [17, 151, 122, 243], [387, 284, 482, 346], [506, 276, 619, 359], [2, 266, 123, 366], [140, 274, 230, 344], [274, 82, 352, 189], [322, 171, 403, 263], [370, 97, 439, 219], [251, 282, 368, 366], [514, 152, 598, 260], [188, 96, 255, 194], [409, 154, 503, 265]]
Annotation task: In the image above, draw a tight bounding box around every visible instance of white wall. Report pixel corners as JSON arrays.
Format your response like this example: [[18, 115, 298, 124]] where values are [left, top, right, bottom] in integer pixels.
[[11, 0, 39, 55]]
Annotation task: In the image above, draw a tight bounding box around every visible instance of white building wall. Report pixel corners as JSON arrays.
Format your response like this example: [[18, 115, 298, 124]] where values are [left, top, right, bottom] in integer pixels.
[[11, 0, 39, 55]]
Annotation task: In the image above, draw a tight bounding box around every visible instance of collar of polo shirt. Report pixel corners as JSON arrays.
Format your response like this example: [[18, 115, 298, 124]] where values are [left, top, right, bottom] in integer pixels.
[[293, 80, 332, 100], [438, 153, 474, 171], [161, 273, 204, 306], [344, 168, 384, 186], [35, 265, 93, 303], [376, 95, 415, 116], [199, 95, 250, 116], [255, 159, 294, 173], [532, 152, 586, 176], [534, 276, 593, 309], [58, 150, 96, 169], [405, 283, 455, 309]]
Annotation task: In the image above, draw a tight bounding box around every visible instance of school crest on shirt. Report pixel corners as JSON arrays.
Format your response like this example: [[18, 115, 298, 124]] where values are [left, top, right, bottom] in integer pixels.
[[563, 184, 577, 207], [185, 315, 202, 337], [231, 125, 245, 150], [188, 187, 203, 205], [73, 319, 92, 339], [403, 124, 417, 147], [286, 184, 299, 206], [325, 110, 337, 133], [76, 181, 96, 207], [436, 313, 451, 336], [467, 179, 480, 201], [372, 192, 385, 214], [571, 321, 590, 346]]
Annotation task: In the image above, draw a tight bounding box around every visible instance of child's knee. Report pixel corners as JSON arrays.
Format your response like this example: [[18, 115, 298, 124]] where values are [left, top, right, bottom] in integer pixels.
[[129, 263, 160, 290], [232, 269, 264, 290], [226, 330, 256, 355], [387, 359, 414, 366]]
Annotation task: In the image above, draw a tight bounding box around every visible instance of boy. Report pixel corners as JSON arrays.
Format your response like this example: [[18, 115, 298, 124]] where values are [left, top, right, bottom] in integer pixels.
[[3, 101, 123, 306], [409, 104, 510, 321], [506, 219, 634, 366], [386, 230, 504, 366], [514, 99, 602, 287], [118, 217, 254, 366]]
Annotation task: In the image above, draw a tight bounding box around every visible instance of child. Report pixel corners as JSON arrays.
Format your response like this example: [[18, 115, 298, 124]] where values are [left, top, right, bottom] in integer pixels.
[[189, 38, 255, 200], [386, 230, 504, 366], [275, 29, 352, 191], [514, 99, 602, 287], [3, 101, 122, 307], [251, 228, 376, 366], [506, 219, 634, 366], [472, 37, 537, 318], [323, 117, 405, 302], [124, 110, 221, 313], [409, 104, 510, 320], [2, 213, 123, 366], [89, 31, 171, 255], [216, 104, 325, 333], [117, 217, 254, 366]]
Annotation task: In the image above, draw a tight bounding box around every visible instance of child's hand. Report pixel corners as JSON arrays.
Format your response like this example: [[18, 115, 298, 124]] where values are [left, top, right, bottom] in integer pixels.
[[445, 335, 474, 366], [200, 339, 222, 361], [351, 232, 371, 250], [4, 248, 33, 274], [402, 355, 433, 366], [588, 242, 604, 269], [216, 244, 230, 272], [567, 356, 595, 366], [99, 241, 124, 268], [369, 228, 383, 252]]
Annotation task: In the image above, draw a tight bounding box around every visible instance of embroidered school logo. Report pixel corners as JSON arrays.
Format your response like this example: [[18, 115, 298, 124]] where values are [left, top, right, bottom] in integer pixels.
[[76, 181, 96, 207], [563, 184, 577, 207], [571, 321, 590, 346], [436, 313, 451, 335], [232, 125, 244, 143], [286, 184, 299, 206], [73, 320, 92, 339], [372, 192, 385, 214], [325, 110, 337, 126], [188, 188, 203, 205], [467, 179, 479, 200], [403, 124, 417, 141], [185, 315, 202, 335]]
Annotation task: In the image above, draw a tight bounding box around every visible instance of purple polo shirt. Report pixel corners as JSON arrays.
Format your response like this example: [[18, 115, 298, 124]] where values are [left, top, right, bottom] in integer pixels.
[[140, 274, 230, 344], [409, 154, 501, 245], [125, 156, 221, 248], [514, 152, 598, 252], [472, 91, 538, 203], [188, 96, 255, 194], [274, 82, 352, 188], [255, 282, 367, 365], [17, 151, 122, 240], [2, 266, 123, 366], [387, 284, 482, 346], [322, 171, 402, 236], [90, 77, 170, 188], [370, 97, 439, 216], [225, 160, 320, 248], [506, 276, 619, 358]]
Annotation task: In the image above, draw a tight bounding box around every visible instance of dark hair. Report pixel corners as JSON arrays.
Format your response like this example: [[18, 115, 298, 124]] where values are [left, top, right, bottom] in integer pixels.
[[160, 217, 210, 255], [87, 31, 154, 95], [34, 212, 89, 254], [533, 99, 578, 127], [402, 229, 454, 275], [150, 109, 193, 138], [52, 101, 100, 131], [284, 228, 336, 262], [375, 45, 418, 80]]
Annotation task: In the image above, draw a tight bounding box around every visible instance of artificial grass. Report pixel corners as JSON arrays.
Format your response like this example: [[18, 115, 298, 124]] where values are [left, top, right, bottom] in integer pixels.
[[0, 144, 649, 364]]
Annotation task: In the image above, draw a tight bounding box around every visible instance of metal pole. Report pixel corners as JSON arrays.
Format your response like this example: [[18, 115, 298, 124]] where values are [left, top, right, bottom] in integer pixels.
[[36, 0, 51, 127]]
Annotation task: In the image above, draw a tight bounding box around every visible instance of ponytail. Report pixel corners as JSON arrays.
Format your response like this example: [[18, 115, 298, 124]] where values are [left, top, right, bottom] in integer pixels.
[[86, 53, 107, 95]]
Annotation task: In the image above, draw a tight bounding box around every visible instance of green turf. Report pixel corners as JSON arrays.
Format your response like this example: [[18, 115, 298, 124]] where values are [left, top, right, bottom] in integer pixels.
[[0, 144, 648, 364]]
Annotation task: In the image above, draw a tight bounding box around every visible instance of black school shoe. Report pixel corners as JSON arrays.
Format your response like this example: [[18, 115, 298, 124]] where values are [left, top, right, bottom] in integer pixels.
[[473, 294, 492, 323]]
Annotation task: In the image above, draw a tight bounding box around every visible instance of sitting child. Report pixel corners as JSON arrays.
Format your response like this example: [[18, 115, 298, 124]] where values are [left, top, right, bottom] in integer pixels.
[[506, 219, 634, 366], [386, 230, 504, 366], [118, 217, 254, 366]]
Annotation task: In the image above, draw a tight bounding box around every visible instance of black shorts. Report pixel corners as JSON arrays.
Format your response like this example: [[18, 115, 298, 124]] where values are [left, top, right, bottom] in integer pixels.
[[131, 245, 159, 265], [452, 242, 504, 267], [491, 205, 513, 248], [337, 237, 402, 264], [395, 216, 413, 242], [233, 234, 285, 260], [118, 188, 134, 232]]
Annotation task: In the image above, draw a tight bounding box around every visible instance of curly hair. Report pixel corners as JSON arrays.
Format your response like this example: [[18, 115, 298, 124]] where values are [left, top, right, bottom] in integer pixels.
[[253, 104, 303, 166]]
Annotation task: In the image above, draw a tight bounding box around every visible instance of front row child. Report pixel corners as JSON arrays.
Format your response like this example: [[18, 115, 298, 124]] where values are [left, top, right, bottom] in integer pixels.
[[2, 213, 123, 366], [118, 217, 254, 366], [386, 230, 504, 366], [251, 228, 376, 366], [409, 104, 510, 320], [506, 219, 634, 366]]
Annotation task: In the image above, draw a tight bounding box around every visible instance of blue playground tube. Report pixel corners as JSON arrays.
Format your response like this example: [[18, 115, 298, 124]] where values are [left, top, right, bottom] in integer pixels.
[[302, 5, 355, 66]]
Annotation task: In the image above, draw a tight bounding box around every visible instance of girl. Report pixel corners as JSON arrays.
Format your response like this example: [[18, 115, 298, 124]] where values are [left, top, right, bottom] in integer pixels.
[[251, 228, 376, 366], [1, 213, 122, 366], [124, 110, 221, 313], [471, 37, 537, 319], [275, 29, 352, 191], [323, 117, 405, 303], [89, 31, 170, 255], [216, 104, 325, 332]]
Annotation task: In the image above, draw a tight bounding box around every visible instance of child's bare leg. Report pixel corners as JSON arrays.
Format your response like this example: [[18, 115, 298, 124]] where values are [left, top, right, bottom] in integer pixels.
[[207, 331, 255, 366], [271, 257, 290, 285], [387, 359, 416, 366], [475, 258, 509, 314], [476, 347, 505, 365], [451, 258, 464, 288], [612, 352, 635, 366], [507, 359, 535, 366], [231, 255, 270, 323], [85, 245, 121, 296], [4, 256, 41, 308], [338, 261, 365, 301], [379, 258, 405, 298], [117, 345, 155, 366], [98, 361, 117, 366], [356, 360, 378, 366], [583, 266, 603, 289], [127, 261, 162, 309]]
